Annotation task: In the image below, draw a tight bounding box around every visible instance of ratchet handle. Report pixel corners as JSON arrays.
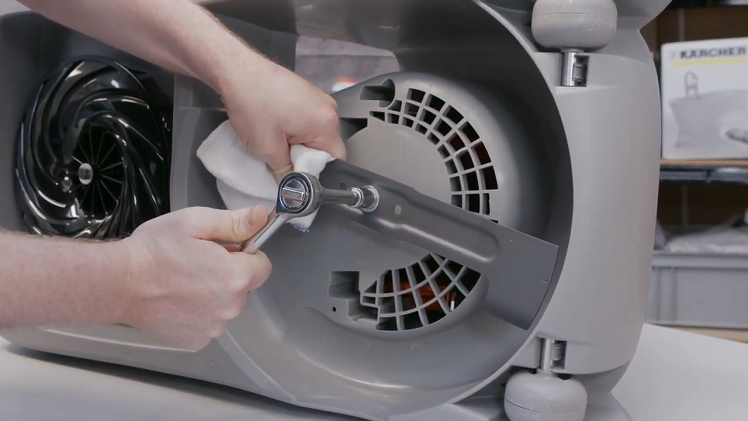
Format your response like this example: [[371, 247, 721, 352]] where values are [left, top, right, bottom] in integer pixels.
[[238, 210, 290, 254]]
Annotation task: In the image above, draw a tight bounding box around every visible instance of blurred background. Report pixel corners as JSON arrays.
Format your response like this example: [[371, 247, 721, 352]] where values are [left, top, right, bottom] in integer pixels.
[[644, 1, 748, 344]]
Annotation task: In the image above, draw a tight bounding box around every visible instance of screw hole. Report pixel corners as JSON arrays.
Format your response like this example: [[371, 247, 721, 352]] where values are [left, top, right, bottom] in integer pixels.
[[332, 307, 337, 312], [393, 205, 402, 215]]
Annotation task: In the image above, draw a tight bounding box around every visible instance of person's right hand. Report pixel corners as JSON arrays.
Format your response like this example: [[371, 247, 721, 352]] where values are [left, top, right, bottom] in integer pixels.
[[217, 53, 347, 181], [118, 205, 272, 351]]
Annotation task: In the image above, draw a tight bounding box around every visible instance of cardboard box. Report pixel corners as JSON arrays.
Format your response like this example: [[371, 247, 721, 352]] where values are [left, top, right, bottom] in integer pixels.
[[661, 37, 748, 160]]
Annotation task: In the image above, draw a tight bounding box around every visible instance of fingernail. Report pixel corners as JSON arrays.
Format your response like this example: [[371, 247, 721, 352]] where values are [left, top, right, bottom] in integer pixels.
[[331, 143, 347, 160]]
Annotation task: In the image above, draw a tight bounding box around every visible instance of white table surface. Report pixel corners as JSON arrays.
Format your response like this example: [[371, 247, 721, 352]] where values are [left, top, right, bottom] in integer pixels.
[[1, 324, 747, 421], [613, 324, 748, 420]]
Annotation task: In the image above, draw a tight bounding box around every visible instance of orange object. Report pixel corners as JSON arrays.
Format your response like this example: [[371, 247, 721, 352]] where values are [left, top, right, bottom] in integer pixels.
[[385, 280, 455, 312]]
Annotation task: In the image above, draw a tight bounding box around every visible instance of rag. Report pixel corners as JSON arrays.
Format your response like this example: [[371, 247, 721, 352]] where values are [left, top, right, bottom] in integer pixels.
[[196, 120, 334, 232]]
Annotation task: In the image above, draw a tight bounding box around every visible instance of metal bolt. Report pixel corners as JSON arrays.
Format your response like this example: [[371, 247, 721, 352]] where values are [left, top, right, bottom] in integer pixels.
[[78, 163, 94, 185], [279, 178, 309, 211]]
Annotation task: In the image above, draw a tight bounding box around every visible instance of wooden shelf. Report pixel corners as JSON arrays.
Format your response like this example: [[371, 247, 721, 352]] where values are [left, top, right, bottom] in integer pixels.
[[661, 159, 748, 168], [675, 327, 748, 343], [659, 160, 748, 184]]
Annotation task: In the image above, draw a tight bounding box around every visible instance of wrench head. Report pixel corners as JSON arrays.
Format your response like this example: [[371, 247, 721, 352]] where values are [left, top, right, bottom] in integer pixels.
[[277, 172, 323, 217]]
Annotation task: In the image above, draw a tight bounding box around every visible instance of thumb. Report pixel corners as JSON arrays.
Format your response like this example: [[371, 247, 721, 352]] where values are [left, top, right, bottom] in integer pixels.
[[183, 206, 269, 242]]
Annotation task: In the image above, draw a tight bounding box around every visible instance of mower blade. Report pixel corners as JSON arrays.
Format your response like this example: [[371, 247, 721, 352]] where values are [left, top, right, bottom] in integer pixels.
[[319, 160, 559, 330]]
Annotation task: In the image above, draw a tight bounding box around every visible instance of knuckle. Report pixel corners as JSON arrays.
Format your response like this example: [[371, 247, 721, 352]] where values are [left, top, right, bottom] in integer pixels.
[[239, 135, 258, 151], [207, 324, 226, 339], [322, 93, 337, 107], [251, 140, 279, 159], [197, 338, 213, 350], [262, 262, 273, 282], [259, 252, 273, 277], [228, 274, 246, 292], [248, 255, 273, 290], [319, 107, 338, 123], [175, 207, 207, 230], [247, 272, 260, 290], [186, 337, 209, 351], [229, 277, 250, 296], [246, 275, 261, 292], [177, 206, 202, 220], [223, 303, 244, 321]]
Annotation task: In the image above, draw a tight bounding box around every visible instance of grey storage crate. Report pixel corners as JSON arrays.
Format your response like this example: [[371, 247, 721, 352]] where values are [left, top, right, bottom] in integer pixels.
[[647, 250, 748, 329]]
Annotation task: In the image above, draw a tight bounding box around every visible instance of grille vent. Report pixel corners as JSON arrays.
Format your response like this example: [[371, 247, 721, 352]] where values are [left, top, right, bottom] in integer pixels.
[[369, 87, 499, 216], [335, 82, 501, 332]]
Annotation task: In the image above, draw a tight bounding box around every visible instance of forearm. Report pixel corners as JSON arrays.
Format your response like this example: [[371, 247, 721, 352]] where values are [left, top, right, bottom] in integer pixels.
[[17, 0, 268, 93], [0, 231, 132, 329]]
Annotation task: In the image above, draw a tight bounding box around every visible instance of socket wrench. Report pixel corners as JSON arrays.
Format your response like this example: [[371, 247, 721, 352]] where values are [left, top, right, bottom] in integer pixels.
[[238, 172, 379, 254]]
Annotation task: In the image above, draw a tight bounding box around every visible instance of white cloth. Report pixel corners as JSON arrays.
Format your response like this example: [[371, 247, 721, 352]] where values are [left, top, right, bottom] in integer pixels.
[[196, 120, 334, 232]]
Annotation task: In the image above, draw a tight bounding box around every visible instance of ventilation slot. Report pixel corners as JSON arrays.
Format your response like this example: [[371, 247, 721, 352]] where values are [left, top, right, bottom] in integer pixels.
[[355, 84, 502, 331], [368, 87, 498, 217], [340, 118, 368, 141], [353, 254, 482, 331], [360, 79, 395, 107]]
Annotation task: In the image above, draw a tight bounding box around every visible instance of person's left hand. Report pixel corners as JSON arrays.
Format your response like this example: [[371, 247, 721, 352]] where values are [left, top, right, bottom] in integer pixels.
[[217, 51, 347, 180]]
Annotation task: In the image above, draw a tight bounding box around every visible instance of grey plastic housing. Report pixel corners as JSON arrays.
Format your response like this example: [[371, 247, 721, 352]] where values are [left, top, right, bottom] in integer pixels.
[[318, 157, 560, 330], [531, 0, 619, 51], [0, 1, 669, 420]]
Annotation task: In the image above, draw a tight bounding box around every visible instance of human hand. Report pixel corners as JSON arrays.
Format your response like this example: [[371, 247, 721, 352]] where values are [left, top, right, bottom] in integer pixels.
[[119, 206, 272, 350], [217, 53, 347, 180]]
